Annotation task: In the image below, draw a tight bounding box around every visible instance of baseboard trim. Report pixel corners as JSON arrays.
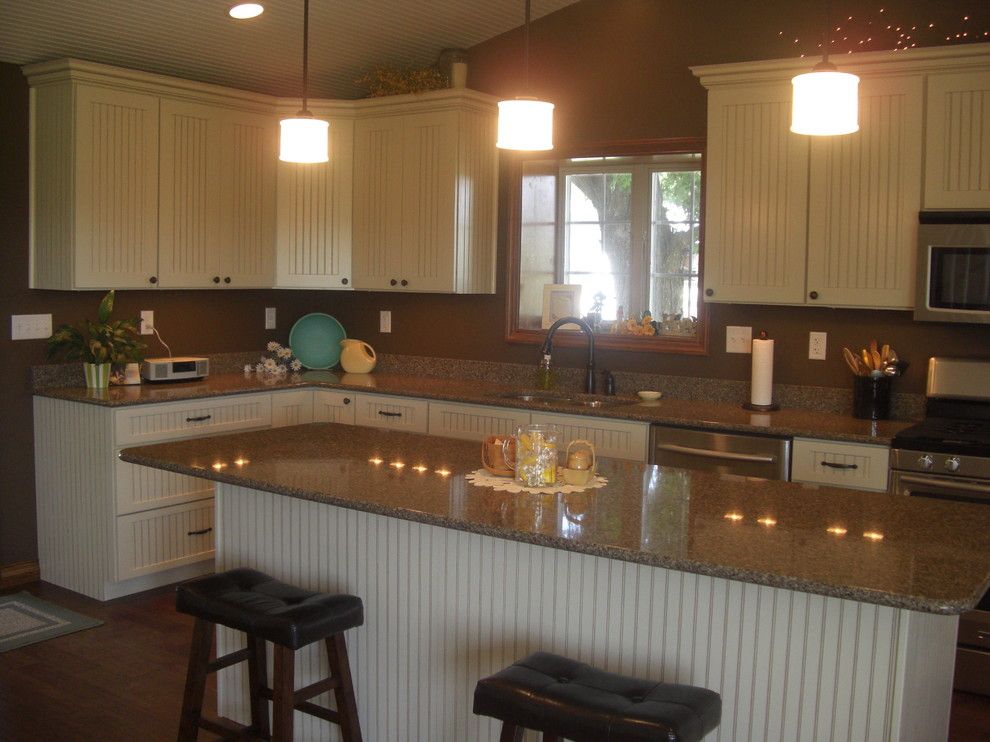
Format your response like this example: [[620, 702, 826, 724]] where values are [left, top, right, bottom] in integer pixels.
[[0, 560, 41, 589]]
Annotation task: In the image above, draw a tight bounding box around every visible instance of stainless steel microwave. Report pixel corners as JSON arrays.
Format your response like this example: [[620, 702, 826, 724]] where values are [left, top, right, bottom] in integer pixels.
[[915, 212, 990, 324]]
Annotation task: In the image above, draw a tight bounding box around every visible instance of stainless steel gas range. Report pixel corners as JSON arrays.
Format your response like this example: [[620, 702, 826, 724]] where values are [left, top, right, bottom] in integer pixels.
[[890, 357, 990, 696]]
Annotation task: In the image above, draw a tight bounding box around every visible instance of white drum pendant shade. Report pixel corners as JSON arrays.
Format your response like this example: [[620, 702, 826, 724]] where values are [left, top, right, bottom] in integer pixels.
[[791, 68, 860, 136], [279, 117, 329, 163], [497, 98, 555, 151]]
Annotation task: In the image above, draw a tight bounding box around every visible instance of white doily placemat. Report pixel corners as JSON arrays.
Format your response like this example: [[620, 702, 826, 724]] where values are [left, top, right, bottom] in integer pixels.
[[464, 469, 607, 494]]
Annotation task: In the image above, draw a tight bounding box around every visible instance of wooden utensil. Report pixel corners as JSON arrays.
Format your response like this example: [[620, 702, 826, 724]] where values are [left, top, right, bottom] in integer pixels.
[[843, 347, 863, 376]]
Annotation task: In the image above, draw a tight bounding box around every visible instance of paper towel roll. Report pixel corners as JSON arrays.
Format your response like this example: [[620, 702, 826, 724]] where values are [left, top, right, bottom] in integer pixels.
[[751, 336, 774, 407]]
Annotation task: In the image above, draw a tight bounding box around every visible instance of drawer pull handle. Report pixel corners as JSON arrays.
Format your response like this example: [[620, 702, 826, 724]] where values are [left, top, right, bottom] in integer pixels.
[[187, 527, 213, 536], [654, 443, 776, 464], [820, 461, 858, 470], [378, 411, 403, 418], [186, 415, 213, 422]]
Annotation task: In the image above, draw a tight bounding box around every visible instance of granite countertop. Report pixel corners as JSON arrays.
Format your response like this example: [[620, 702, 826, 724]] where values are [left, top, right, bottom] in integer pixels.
[[119, 422, 990, 615], [37, 370, 912, 445]]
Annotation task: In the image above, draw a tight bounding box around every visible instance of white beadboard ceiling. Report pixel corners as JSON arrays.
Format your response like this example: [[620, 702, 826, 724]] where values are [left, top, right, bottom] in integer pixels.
[[0, 0, 577, 99]]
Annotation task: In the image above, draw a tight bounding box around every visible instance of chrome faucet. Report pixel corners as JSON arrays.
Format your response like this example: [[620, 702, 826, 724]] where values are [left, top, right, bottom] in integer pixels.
[[540, 316, 596, 394]]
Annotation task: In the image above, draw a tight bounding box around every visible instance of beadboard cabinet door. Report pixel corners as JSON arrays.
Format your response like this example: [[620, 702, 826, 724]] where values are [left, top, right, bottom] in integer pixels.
[[924, 69, 990, 209], [703, 82, 809, 304], [352, 115, 404, 290], [805, 74, 924, 308], [30, 82, 160, 289], [276, 116, 354, 289], [271, 390, 315, 427]]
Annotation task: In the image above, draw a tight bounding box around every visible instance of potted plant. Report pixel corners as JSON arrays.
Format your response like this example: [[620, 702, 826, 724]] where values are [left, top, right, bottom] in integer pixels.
[[47, 291, 146, 389]]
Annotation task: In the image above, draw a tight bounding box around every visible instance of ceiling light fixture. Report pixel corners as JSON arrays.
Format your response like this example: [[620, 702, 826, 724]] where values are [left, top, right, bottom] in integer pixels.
[[228, 3, 264, 20], [279, 0, 329, 163], [496, 0, 554, 151], [791, 2, 859, 136]]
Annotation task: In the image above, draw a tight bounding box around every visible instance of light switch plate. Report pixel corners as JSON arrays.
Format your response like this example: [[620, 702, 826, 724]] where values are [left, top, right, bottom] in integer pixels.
[[809, 331, 827, 360], [726, 325, 752, 353], [140, 310, 154, 335], [11, 313, 52, 340], [379, 310, 392, 333], [265, 307, 277, 330]]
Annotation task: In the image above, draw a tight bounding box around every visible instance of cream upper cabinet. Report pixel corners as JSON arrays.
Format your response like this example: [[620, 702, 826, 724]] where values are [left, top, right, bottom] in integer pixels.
[[29, 78, 160, 289], [351, 92, 498, 294], [805, 74, 924, 308], [275, 112, 354, 289], [924, 69, 990, 209], [694, 47, 942, 309], [159, 101, 276, 288], [702, 82, 809, 304]]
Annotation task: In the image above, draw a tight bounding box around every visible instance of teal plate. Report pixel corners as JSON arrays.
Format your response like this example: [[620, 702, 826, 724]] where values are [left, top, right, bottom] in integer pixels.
[[288, 313, 347, 369]]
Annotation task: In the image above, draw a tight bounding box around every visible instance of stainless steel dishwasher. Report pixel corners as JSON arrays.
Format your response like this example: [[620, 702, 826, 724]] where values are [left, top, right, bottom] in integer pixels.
[[650, 425, 791, 480]]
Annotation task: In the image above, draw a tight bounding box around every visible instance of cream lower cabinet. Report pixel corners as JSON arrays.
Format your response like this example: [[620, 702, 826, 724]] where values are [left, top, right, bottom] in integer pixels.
[[271, 389, 316, 427], [427, 401, 532, 441], [353, 393, 430, 433], [529, 412, 650, 462], [313, 389, 357, 424], [790, 438, 890, 492], [34, 393, 273, 600], [352, 92, 498, 294], [698, 67, 923, 308]]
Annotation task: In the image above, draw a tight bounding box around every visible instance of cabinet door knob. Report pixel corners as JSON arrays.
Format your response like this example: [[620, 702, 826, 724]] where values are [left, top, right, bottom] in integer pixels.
[[705, 288, 713, 297], [341, 278, 349, 285], [213, 276, 221, 284], [809, 291, 819, 300], [149, 276, 158, 285], [343, 397, 351, 405], [390, 279, 398, 286], [400, 279, 408, 287], [224, 276, 231, 284]]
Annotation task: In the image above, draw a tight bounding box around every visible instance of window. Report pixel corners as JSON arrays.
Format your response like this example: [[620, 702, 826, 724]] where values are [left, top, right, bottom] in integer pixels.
[[511, 142, 706, 353]]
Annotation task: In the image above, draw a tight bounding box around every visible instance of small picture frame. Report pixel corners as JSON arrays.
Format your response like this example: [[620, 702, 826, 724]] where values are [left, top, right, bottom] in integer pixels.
[[542, 284, 582, 329]]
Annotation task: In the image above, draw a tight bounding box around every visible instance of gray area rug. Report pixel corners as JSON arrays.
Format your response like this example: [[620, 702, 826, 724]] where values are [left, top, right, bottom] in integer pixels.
[[0, 591, 103, 652]]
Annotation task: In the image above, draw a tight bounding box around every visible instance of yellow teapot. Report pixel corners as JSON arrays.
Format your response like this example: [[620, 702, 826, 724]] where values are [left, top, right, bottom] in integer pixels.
[[339, 339, 377, 374]]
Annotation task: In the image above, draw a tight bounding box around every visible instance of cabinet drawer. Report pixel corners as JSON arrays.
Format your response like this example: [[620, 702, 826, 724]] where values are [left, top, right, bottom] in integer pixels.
[[114, 393, 272, 446], [428, 401, 531, 442], [353, 393, 429, 433], [271, 390, 315, 428], [529, 412, 650, 462], [115, 499, 214, 580], [313, 389, 357, 425], [791, 438, 889, 491], [115, 457, 214, 515]]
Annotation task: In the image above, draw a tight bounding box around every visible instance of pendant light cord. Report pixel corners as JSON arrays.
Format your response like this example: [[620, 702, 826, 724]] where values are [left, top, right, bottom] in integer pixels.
[[822, 0, 831, 65], [524, 0, 531, 92], [301, 0, 311, 115]]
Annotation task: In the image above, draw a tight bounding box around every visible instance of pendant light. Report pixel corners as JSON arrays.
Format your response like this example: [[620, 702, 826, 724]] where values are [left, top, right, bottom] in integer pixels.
[[279, 0, 329, 163], [790, 2, 859, 136], [497, 0, 554, 151]]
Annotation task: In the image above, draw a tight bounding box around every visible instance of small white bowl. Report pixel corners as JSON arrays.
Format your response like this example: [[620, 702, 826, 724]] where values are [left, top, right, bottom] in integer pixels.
[[637, 390, 663, 401]]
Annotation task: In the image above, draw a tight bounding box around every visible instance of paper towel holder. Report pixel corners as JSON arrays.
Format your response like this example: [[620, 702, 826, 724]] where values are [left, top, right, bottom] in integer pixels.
[[742, 329, 780, 412]]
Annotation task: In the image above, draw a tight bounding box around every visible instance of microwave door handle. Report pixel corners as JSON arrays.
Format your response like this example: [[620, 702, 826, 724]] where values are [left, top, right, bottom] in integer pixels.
[[653, 443, 776, 464], [899, 473, 990, 502]]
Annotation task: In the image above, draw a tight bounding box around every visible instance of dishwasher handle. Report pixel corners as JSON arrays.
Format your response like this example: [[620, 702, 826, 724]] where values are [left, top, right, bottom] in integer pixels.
[[653, 442, 777, 465]]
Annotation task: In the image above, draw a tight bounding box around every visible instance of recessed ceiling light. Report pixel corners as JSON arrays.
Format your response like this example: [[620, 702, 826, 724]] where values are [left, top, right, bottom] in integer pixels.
[[229, 3, 264, 20]]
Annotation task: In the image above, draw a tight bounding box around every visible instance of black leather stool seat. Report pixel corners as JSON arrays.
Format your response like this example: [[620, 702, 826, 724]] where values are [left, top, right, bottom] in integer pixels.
[[474, 652, 721, 742], [175, 568, 363, 649]]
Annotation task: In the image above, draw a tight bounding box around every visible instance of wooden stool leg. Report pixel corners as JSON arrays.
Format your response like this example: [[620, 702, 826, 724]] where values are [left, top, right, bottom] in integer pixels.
[[247, 634, 270, 739], [499, 722, 524, 742], [326, 633, 362, 742], [178, 618, 214, 742], [272, 644, 296, 742]]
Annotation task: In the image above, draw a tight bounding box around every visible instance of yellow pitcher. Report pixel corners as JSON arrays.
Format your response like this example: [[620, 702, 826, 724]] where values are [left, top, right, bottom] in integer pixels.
[[339, 339, 377, 374]]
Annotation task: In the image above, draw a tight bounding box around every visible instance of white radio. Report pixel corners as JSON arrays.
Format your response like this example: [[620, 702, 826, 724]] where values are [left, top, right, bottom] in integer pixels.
[[140, 356, 209, 382]]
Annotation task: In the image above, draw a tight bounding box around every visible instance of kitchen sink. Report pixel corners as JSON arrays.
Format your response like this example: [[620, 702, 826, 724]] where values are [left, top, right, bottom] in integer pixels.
[[490, 392, 575, 404], [570, 397, 639, 408]]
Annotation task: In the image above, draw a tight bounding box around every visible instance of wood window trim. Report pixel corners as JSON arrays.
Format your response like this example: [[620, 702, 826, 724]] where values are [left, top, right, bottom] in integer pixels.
[[505, 138, 710, 355]]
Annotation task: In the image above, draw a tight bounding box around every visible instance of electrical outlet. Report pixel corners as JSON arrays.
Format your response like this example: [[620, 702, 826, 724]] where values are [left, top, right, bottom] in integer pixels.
[[140, 310, 154, 335], [11, 313, 52, 340], [725, 325, 752, 353], [809, 331, 827, 360], [379, 310, 392, 333], [265, 307, 277, 330]]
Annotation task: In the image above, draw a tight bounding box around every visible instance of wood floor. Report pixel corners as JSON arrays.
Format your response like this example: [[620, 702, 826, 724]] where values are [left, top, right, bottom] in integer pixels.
[[1, 581, 988, 741]]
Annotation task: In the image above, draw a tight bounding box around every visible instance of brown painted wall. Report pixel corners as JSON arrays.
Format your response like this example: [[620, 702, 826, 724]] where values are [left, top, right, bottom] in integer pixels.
[[3, 0, 989, 564]]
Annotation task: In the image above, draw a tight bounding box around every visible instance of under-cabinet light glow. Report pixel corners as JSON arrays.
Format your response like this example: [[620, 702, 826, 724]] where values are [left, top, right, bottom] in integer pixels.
[[827, 526, 848, 536], [757, 517, 777, 527], [863, 531, 884, 541], [229, 3, 264, 19], [723, 512, 744, 522]]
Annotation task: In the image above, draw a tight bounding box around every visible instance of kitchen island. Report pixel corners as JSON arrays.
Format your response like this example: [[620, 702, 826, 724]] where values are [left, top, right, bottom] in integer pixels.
[[120, 423, 990, 742]]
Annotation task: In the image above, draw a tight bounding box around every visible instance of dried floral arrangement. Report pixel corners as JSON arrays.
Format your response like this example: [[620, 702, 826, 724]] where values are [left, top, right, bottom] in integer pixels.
[[355, 64, 448, 97]]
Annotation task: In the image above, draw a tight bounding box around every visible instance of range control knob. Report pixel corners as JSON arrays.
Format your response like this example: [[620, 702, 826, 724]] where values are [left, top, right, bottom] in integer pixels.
[[917, 455, 934, 471], [944, 456, 961, 473]]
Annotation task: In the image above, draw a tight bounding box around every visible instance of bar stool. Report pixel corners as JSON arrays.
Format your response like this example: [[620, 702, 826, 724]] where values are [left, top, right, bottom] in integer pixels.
[[176, 568, 364, 742], [473, 652, 721, 742]]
